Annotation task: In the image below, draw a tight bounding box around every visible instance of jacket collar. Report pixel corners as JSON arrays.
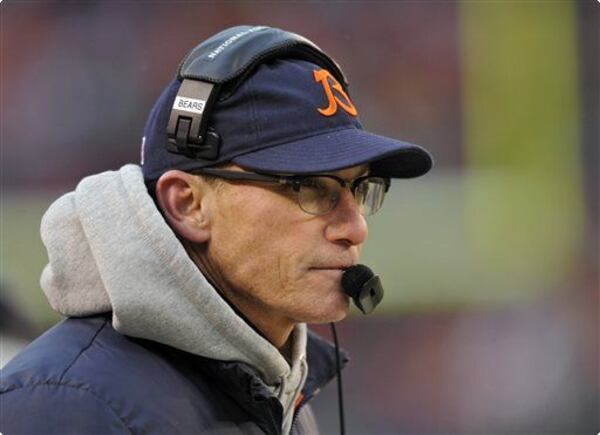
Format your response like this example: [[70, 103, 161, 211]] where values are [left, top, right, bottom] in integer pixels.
[[182, 328, 349, 434], [303, 329, 349, 400]]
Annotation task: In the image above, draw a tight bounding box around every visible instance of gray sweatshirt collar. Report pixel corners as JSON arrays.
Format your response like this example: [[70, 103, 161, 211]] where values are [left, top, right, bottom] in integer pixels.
[[40, 164, 307, 389]]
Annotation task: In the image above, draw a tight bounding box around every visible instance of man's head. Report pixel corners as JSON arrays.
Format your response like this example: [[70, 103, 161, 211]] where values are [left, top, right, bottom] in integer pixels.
[[141, 26, 432, 345]]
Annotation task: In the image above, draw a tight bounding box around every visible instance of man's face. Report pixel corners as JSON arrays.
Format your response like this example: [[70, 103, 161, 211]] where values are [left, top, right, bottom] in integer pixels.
[[198, 164, 369, 330]]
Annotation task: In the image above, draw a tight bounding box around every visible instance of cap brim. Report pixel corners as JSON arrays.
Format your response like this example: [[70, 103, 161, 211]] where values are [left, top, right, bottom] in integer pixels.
[[232, 127, 433, 178]]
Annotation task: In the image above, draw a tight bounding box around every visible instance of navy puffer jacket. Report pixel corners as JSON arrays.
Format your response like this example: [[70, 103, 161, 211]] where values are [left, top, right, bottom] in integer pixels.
[[1, 315, 343, 434]]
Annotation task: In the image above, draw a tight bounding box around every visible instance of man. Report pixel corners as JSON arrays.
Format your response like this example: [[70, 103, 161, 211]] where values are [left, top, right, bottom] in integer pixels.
[[0, 26, 432, 434]]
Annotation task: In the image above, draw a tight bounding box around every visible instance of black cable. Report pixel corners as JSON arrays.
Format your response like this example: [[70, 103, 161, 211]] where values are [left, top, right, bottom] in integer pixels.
[[330, 322, 345, 435]]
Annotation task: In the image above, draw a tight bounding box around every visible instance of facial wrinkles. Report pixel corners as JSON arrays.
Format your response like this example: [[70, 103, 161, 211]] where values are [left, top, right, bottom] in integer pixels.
[[276, 253, 300, 303], [201, 164, 369, 326]]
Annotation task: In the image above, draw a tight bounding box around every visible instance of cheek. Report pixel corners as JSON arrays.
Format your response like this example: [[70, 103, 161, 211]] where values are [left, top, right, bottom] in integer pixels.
[[209, 189, 316, 294], [276, 251, 310, 292]]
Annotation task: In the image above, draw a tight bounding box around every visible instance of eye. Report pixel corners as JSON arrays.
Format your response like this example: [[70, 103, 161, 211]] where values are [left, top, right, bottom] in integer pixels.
[[355, 180, 369, 195], [355, 177, 388, 215], [300, 177, 328, 195]]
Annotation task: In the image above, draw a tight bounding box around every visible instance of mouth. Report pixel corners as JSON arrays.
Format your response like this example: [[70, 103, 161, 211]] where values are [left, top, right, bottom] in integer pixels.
[[308, 266, 352, 279], [310, 266, 350, 272]]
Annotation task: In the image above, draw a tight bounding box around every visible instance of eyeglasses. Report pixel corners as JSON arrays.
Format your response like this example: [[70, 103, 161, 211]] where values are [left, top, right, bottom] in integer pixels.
[[191, 168, 391, 216]]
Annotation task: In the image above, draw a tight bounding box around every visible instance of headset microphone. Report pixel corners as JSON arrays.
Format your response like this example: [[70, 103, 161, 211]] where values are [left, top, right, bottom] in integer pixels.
[[341, 264, 384, 314], [331, 264, 384, 434]]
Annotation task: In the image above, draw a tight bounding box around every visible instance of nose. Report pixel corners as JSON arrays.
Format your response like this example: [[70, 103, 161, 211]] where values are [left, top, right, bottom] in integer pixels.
[[324, 188, 368, 246]]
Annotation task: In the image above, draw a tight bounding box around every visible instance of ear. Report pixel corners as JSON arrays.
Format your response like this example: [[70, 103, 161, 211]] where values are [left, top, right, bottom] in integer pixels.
[[155, 170, 212, 243]]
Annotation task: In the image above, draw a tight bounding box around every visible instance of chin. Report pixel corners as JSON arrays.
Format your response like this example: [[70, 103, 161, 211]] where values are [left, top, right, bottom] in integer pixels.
[[303, 293, 351, 324], [292, 272, 351, 323], [327, 307, 350, 323]]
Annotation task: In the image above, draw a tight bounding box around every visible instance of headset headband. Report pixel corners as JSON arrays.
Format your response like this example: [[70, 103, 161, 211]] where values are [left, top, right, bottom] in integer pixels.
[[166, 25, 348, 160]]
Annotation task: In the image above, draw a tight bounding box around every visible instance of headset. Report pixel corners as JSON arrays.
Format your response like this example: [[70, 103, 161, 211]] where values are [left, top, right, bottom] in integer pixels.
[[166, 25, 348, 162], [165, 26, 385, 435]]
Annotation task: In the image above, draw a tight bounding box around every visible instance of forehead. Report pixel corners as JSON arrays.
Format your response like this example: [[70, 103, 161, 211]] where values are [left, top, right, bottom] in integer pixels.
[[323, 164, 369, 180], [225, 163, 370, 179]]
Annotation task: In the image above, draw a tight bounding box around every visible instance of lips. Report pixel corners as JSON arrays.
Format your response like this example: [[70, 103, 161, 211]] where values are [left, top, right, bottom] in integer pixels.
[[311, 265, 350, 270], [308, 256, 357, 272]]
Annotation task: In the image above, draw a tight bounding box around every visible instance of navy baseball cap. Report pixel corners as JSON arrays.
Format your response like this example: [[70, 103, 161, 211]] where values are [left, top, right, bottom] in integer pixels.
[[141, 57, 433, 180]]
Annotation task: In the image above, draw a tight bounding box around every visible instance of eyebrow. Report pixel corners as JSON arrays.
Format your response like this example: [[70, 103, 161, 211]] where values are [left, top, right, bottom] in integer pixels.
[[323, 167, 370, 181]]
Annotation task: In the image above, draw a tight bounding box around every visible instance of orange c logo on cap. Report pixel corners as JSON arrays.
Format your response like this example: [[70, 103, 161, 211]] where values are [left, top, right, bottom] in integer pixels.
[[313, 69, 358, 117]]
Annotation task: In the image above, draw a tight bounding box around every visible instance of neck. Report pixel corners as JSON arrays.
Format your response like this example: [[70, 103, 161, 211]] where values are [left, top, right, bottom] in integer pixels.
[[235, 305, 295, 350], [218, 289, 295, 350]]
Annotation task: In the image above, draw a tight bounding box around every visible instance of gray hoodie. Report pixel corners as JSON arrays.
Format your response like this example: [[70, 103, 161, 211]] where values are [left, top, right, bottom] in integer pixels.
[[40, 164, 307, 434]]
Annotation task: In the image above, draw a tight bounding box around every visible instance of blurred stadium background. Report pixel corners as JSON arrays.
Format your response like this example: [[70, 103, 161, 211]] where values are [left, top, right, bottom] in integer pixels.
[[1, 1, 598, 433]]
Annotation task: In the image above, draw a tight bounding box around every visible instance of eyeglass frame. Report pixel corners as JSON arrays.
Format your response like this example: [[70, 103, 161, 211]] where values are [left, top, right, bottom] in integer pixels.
[[189, 167, 391, 216]]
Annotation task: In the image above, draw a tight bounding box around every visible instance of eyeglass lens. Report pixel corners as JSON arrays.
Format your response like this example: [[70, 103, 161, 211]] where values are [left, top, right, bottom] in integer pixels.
[[297, 177, 387, 216]]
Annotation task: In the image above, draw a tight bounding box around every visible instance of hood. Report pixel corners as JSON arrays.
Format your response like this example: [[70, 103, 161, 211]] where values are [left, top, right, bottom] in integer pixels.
[[40, 164, 304, 386]]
